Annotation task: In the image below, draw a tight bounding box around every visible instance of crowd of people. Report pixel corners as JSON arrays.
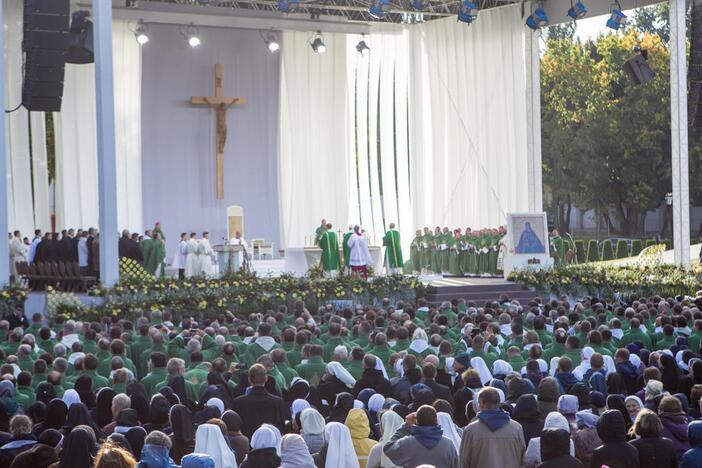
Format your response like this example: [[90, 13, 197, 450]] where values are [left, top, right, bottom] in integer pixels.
[[0, 292, 702, 467]]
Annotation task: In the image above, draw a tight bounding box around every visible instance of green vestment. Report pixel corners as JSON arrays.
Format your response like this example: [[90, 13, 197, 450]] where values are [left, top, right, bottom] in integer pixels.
[[383, 229, 403, 270], [320, 231, 341, 271]]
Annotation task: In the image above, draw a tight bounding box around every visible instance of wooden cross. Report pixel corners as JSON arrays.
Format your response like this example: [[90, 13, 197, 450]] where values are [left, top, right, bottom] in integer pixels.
[[191, 64, 246, 199]]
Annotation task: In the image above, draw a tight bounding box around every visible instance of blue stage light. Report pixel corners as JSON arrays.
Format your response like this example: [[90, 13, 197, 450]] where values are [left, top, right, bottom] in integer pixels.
[[526, 5, 549, 30], [369, 0, 391, 19], [278, 0, 299, 13], [457, 1, 478, 23], [606, 6, 627, 30], [567, 1, 587, 20]]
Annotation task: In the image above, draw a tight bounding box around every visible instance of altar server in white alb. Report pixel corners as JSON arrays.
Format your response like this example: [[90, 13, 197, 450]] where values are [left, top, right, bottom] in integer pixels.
[[196, 232, 216, 278], [171, 232, 189, 280], [348, 225, 373, 279], [185, 232, 199, 278]]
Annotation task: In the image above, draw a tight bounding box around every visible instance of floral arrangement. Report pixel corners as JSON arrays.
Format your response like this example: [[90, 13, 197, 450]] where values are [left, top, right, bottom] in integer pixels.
[[0, 285, 28, 315], [56, 272, 432, 321], [508, 263, 702, 298]]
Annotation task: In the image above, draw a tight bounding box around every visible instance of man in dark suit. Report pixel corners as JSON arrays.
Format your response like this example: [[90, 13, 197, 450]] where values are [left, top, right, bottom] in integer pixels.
[[421, 362, 454, 408], [231, 363, 285, 439], [352, 354, 393, 397]]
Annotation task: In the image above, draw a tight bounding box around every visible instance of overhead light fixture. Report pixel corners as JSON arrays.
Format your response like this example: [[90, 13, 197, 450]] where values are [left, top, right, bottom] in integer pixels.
[[567, 0, 587, 20], [410, 0, 426, 11], [356, 38, 370, 55], [310, 32, 326, 54], [369, 0, 391, 19], [278, 0, 300, 13], [606, 1, 627, 30], [457, 0, 478, 23], [264, 32, 280, 52], [181, 23, 201, 47], [526, 2, 549, 30], [133, 20, 149, 45]]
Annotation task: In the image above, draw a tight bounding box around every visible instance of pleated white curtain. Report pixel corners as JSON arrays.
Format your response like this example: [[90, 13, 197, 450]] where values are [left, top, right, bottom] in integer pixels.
[[55, 20, 142, 233], [407, 5, 529, 229], [3, 1, 50, 235], [279, 31, 350, 247]]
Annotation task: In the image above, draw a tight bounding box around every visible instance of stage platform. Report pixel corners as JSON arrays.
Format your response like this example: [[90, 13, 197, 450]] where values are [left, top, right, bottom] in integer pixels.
[[424, 277, 535, 305]]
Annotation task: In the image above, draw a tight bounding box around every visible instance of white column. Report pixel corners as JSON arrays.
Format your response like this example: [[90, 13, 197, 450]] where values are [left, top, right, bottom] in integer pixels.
[[93, 1, 119, 285], [670, 0, 690, 266], [0, 3, 8, 285], [525, 30, 543, 213]]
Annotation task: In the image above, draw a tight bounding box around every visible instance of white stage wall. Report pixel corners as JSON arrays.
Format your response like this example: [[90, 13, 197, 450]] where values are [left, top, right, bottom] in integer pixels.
[[54, 20, 143, 233]]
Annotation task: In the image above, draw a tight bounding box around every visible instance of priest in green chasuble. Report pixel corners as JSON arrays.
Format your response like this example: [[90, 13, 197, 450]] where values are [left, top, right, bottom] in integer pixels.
[[343, 225, 353, 270], [143, 232, 166, 277], [550, 228, 566, 268], [314, 219, 327, 246], [152, 221, 166, 242], [383, 222, 403, 275], [320, 223, 340, 277], [410, 229, 422, 274]]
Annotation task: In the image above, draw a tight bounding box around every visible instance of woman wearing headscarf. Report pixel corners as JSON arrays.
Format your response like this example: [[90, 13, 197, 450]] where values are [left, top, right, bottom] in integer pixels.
[[221, 410, 249, 465], [299, 408, 325, 454], [607, 394, 634, 435], [127, 383, 149, 424], [345, 408, 376, 468], [523, 412, 576, 468], [168, 404, 194, 464], [0, 382, 17, 420], [590, 410, 639, 468], [57, 426, 98, 468], [658, 395, 691, 459], [572, 409, 601, 464], [158, 387, 180, 408], [61, 403, 103, 438], [125, 427, 147, 461], [436, 411, 462, 454], [625, 395, 644, 421], [291, 399, 311, 427], [313, 422, 360, 468], [513, 394, 544, 443], [92, 388, 115, 429], [33, 399, 67, 437], [194, 423, 238, 468], [204, 372, 236, 410], [491, 360, 512, 380], [537, 377, 560, 420], [280, 434, 315, 468], [26, 401, 46, 426], [180, 454, 215, 468], [557, 395, 578, 431], [143, 395, 170, 434], [319, 363, 356, 407], [114, 408, 141, 434], [35, 383, 57, 406], [73, 375, 95, 410], [660, 353, 681, 394], [240, 425, 279, 468], [61, 389, 81, 409], [107, 432, 134, 454], [679, 359, 702, 401], [366, 410, 402, 468], [327, 392, 354, 424], [606, 372, 628, 396], [367, 394, 385, 429]]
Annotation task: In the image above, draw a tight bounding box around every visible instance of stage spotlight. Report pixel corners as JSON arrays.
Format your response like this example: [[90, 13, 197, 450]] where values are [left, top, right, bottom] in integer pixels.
[[181, 23, 201, 47], [264, 32, 280, 52], [567, 0, 587, 20], [525, 3, 549, 30], [278, 0, 300, 13], [310, 32, 326, 53], [457, 0, 478, 23], [133, 20, 149, 45], [606, 2, 627, 30], [369, 0, 391, 19], [356, 39, 370, 55]]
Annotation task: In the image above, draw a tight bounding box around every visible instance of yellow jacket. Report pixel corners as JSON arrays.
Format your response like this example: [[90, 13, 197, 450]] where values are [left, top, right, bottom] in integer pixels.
[[345, 408, 377, 468]]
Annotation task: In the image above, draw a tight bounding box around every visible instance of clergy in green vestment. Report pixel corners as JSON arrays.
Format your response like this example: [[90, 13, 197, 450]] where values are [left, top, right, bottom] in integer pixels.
[[410, 229, 422, 273], [383, 223, 403, 275], [152, 221, 166, 242], [142, 234, 166, 277], [343, 226, 353, 269], [448, 230, 463, 276], [420, 227, 432, 272], [314, 219, 327, 246], [549, 229, 566, 268], [319, 224, 341, 274], [487, 228, 500, 276], [431, 227, 442, 274]]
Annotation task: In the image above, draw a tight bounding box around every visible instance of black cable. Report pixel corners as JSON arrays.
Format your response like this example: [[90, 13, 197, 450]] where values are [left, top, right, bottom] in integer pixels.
[[5, 102, 23, 114]]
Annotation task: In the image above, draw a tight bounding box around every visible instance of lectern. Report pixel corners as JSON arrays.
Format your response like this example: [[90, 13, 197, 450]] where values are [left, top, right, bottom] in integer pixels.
[[213, 244, 243, 276]]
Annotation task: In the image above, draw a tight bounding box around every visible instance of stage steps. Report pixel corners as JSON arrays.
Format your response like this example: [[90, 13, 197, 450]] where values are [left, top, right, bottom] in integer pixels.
[[426, 279, 535, 306]]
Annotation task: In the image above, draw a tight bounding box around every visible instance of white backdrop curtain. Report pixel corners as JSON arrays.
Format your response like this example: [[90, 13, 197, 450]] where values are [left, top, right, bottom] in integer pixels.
[[3, 1, 50, 236], [407, 5, 529, 229], [279, 31, 350, 247], [55, 20, 142, 232]]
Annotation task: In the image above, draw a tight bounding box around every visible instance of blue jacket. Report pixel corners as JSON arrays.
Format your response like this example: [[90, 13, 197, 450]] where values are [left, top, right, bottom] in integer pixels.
[[681, 420, 702, 468], [137, 444, 179, 468], [181, 453, 215, 468]]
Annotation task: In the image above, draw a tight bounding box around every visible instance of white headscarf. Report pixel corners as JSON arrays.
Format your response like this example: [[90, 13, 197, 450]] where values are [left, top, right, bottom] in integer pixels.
[[603, 354, 617, 375], [261, 423, 282, 455], [374, 356, 389, 380], [379, 411, 404, 468], [292, 399, 311, 419], [252, 425, 279, 451], [194, 424, 238, 468], [280, 433, 315, 468], [368, 394, 385, 413], [62, 389, 81, 408], [353, 400, 364, 409], [324, 422, 360, 468], [470, 357, 492, 384], [300, 408, 325, 436], [205, 398, 224, 416], [544, 411, 570, 433], [409, 329, 429, 353], [492, 359, 512, 376], [326, 362, 356, 388], [549, 356, 561, 376], [437, 412, 462, 453]]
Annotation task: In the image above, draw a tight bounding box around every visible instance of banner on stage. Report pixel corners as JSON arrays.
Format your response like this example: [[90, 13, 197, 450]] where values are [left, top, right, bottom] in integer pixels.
[[503, 212, 553, 277]]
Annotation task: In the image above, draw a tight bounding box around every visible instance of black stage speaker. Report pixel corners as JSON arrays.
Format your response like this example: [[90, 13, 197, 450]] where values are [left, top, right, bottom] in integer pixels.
[[623, 53, 655, 86], [67, 11, 94, 64], [22, 0, 70, 112]]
